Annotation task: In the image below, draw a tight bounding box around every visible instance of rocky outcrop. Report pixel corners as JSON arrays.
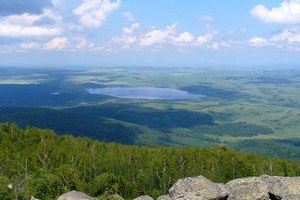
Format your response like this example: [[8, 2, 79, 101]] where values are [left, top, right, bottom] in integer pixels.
[[226, 176, 270, 200], [152, 175, 300, 200], [169, 175, 229, 200], [157, 195, 171, 200], [56, 175, 300, 200], [227, 175, 300, 200], [57, 191, 94, 200], [133, 195, 154, 200]]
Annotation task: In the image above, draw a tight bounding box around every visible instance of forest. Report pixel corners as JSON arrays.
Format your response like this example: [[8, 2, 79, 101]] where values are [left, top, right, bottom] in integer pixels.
[[0, 123, 300, 200], [2, 67, 300, 161]]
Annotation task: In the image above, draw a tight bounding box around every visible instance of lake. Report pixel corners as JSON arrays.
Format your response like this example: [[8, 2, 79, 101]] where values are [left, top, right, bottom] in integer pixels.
[[86, 87, 205, 100]]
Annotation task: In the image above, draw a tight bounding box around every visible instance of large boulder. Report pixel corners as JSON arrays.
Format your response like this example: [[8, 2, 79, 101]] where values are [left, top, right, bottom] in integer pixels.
[[157, 195, 171, 200], [261, 175, 300, 200], [57, 191, 94, 200], [169, 175, 229, 200], [226, 177, 270, 200], [171, 193, 206, 200], [133, 195, 154, 200], [226, 175, 300, 200]]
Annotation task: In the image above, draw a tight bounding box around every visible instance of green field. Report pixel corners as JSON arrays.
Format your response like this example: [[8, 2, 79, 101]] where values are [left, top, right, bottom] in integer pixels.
[[1, 66, 300, 159]]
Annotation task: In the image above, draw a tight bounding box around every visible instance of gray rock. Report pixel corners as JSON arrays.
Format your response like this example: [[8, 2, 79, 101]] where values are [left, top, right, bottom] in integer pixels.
[[133, 195, 154, 200], [171, 193, 205, 200], [226, 176, 270, 200], [169, 175, 229, 200], [30, 197, 39, 200], [226, 174, 300, 200], [157, 195, 171, 200], [261, 175, 300, 199], [57, 191, 94, 200]]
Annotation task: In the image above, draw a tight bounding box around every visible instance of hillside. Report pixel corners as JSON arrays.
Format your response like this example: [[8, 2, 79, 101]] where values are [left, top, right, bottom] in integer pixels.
[[0, 123, 299, 199], [2, 67, 300, 161]]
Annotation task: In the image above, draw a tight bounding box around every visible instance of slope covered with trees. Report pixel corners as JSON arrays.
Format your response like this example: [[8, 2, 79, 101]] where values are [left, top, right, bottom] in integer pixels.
[[0, 123, 299, 199]]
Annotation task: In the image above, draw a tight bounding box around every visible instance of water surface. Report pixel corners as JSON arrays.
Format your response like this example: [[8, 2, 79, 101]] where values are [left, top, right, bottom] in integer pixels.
[[87, 87, 204, 100]]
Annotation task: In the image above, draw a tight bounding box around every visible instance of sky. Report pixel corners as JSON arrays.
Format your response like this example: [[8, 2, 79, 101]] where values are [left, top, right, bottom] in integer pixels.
[[0, 0, 300, 68]]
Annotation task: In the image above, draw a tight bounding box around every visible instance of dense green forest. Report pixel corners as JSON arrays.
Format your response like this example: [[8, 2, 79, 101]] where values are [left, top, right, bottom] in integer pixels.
[[0, 123, 299, 199]]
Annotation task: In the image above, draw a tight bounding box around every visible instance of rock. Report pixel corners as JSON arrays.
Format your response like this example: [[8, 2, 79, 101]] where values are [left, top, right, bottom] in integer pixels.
[[30, 197, 39, 200], [108, 194, 124, 200], [261, 175, 300, 199], [171, 193, 205, 200], [157, 194, 171, 200], [57, 191, 94, 200], [226, 174, 300, 200], [169, 175, 229, 200], [226, 176, 270, 200], [133, 195, 154, 200]]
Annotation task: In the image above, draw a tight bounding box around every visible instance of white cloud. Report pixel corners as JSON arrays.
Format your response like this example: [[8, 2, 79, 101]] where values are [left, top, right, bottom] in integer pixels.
[[251, 0, 300, 24], [21, 42, 41, 49], [199, 15, 214, 23], [122, 12, 135, 22], [0, 9, 62, 37], [247, 29, 300, 50], [111, 23, 140, 48], [0, 24, 61, 37], [249, 37, 271, 46], [44, 37, 69, 50], [74, 37, 94, 49], [139, 23, 177, 46], [73, 0, 121, 28], [110, 22, 225, 50], [173, 32, 194, 44], [271, 29, 300, 43], [122, 22, 139, 34], [197, 33, 214, 44]]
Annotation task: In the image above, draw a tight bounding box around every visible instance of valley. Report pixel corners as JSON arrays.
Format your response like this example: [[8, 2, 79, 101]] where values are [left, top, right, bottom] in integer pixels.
[[1, 66, 300, 159]]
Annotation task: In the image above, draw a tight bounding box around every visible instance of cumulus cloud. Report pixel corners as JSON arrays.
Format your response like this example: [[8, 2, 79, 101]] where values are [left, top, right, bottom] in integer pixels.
[[0, 0, 53, 16], [0, 9, 62, 37], [247, 29, 300, 50], [271, 29, 300, 43], [122, 12, 136, 22], [251, 0, 300, 24], [248, 37, 271, 46], [74, 37, 95, 49], [73, 0, 121, 28], [139, 23, 177, 46], [110, 22, 225, 50], [122, 22, 139, 34], [43, 37, 69, 50], [172, 32, 194, 44], [111, 22, 140, 48], [197, 30, 218, 45]]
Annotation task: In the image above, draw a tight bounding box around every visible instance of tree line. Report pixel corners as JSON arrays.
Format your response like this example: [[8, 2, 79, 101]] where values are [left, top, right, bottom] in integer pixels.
[[0, 123, 299, 199]]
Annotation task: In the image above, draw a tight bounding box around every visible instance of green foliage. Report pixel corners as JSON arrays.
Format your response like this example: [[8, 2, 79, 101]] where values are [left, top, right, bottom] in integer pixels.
[[0, 175, 14, 200], [0, 123, 299, 199], [231, 139, 300, 160], [194, 122, 273, 137], [180, 85, 244, 100], [66, 104, 213, 129], [27, 169, 63, 200]]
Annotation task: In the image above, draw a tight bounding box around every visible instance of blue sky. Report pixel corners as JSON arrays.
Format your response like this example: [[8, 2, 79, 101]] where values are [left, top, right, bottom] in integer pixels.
[[0, 0, 300, 68]]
